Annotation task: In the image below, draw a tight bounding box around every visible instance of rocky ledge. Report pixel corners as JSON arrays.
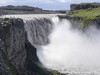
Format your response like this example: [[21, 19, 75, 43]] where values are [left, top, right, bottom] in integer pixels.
[[59, 3, 100, 29], [0, 18, 64, 75]]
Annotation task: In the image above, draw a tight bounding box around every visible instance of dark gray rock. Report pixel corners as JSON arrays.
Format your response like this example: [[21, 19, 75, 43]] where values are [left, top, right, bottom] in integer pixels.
[[0, 18, 55, 75], [0, 40, 12, 75], [0, 18, 26, 75], [0, 18, 26, 72], [23, 39, 49, 75], [70, 3, 100, 10]]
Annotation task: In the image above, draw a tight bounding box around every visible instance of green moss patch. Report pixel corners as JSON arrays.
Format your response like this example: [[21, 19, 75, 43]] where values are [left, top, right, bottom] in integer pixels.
[[59, 7, 100, 29]]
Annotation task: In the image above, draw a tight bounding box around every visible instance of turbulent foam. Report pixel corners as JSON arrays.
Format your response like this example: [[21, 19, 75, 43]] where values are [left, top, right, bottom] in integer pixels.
[[2, 14, 100, 75], [37, 17, 100, 75]]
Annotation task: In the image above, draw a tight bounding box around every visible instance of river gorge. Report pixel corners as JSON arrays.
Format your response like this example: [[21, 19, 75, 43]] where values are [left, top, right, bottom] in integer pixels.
[[0, 14, 100, 75]]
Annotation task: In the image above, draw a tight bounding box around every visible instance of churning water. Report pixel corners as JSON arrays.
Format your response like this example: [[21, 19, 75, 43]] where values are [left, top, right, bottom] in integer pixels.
[[3, 14, 100, 75], [37, 17, 100, 75]]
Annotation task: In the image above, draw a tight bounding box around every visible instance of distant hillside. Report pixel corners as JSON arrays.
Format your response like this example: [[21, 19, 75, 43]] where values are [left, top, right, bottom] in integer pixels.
[[70, 3, 100, 10], [0, 5, 42, 11], [0, 5, 60, 15], [59, 3, 100, 29]]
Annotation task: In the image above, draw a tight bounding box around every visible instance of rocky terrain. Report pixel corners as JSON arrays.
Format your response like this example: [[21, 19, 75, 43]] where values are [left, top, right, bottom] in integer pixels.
[[70, 3, 100, 10], [0, 18, 65, 75], [59, 2, 100, 29], [1, 2, 100, 75]]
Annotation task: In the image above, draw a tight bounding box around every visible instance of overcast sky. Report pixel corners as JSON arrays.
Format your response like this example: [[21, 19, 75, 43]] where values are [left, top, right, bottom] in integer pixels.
[[0, 0, 100, 10]]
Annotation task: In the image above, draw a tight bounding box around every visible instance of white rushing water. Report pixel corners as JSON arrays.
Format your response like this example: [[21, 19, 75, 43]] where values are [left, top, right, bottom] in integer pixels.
[[2, 14, 63, 20], [2, 14, 100, 75], [37, 17, 100, 75]]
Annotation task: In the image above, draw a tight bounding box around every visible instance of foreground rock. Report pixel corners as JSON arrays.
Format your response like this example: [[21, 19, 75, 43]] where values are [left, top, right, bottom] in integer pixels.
[[0, 18, 64, 75], [0, 18, 40, 75], [0, 18, 25, 75]]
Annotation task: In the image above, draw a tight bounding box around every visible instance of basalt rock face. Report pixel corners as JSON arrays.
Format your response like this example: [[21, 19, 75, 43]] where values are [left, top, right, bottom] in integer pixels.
[[0, 18, 26, 75], [24, 39, 49, 75], [0, 40, 12, 75], [70, 3, 100, 10], [0, 17, 55, 75], [0, 18, 43, 75]]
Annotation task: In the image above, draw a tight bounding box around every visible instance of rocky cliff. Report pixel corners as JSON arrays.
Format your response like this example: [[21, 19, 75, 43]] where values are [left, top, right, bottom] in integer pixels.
[[0, 18, 64, 75], [0, 18, 25, 75], [0, 18, 45, 75], [59, 3, 100, 29], [70, 3, 100, 10]]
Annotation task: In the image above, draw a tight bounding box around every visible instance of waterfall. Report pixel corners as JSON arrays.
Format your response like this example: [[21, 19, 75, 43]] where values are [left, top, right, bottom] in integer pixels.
[[37, 17, 100, 75], [24, 18, 52, 45], [3, 14, 100, 75], [2, 14, 57, 45]]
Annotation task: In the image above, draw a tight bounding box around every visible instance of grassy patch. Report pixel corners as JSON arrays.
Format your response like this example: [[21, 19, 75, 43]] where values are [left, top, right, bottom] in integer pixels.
[[69, 7, 100, 20], [59, 7, 100, 29]]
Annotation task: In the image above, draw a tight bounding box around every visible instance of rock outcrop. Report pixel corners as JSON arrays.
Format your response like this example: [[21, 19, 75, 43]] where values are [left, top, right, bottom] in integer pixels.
[[0, 18, 50, 75], [70, 3, 100, 10], [0, 16, 65, 75], [0, 18, 26, 75], [0, 39, 12, 75]]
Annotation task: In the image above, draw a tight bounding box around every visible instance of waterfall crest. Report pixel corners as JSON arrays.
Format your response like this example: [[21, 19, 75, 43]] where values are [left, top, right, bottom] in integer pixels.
[[3, 14, 100, 75], [24, 18, 52, 45], [3, 14, 57, 45]]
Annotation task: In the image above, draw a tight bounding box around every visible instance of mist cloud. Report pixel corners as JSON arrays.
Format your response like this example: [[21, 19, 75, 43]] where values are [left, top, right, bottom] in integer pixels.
[[37, 17, 100, 74]]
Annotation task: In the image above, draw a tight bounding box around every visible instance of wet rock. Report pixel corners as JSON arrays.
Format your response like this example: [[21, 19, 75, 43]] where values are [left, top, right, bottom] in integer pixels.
[[0, 40, 12, 75], [0, 18, 26, 75], [0, 18, 55, 75]]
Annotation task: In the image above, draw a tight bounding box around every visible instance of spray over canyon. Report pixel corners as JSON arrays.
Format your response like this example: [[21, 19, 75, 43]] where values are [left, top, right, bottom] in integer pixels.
[[3, 14, 100, 75], [37, 17, 100, 74]]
